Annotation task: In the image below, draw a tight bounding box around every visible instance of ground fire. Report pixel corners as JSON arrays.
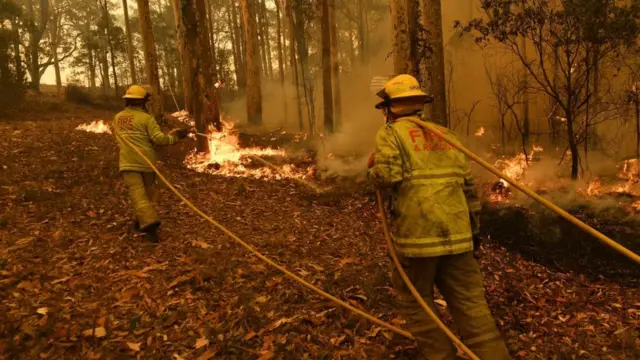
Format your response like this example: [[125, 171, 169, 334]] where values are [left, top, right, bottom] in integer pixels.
[[75, 120, 111, 134]]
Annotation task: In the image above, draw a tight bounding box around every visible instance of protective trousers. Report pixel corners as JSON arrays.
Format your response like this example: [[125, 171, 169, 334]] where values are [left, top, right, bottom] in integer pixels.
[[122, 171, 160, 230], [392, 252, 511, 360]]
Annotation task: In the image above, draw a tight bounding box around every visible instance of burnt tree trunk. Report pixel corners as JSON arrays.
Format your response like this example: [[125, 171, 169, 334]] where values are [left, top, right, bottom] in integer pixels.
[[330, 0, 342, 130], [102, 0, 119, 97], [260, 0, 273, 79], [321, 0, 334, 133], [231, 0, 246, 90], [391, 0, 411, 75], [422, 0, 448, 127], [171, 0, 193, 113], [357, 0, 366, 64], [122, 0, 137, 84], [136, 0, 164, 121], [241, 0, 263, 125], [275, 0, 288, 125], [286, 0, 303, 130]]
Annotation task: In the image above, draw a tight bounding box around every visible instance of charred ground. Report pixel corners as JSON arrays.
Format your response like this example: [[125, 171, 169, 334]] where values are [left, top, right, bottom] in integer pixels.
[[0, 105, 639, 359]]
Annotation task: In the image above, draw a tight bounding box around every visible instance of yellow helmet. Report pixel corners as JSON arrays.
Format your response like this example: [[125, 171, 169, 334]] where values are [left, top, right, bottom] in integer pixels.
[[375, 74, 433, 109], [123, 85, 149, 99]]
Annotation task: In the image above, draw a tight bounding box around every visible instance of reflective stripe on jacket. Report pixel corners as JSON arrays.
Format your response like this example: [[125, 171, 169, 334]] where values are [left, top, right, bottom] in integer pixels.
[[112, 107, 177, 172], [368, 116, 481, 258]]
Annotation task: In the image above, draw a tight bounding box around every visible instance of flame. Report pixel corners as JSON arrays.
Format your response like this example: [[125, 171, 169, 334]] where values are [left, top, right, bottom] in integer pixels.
[[492, 145, 544, 189], [185, 120, 308, 180], [474, 127, 485, 137], [172, 110, 194, 127], [76, 120, 111, 134]]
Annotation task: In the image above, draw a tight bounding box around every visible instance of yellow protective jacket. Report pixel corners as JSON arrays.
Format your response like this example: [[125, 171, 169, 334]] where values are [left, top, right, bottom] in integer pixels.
[[368, 116, 481, 258], [112, 106, 178, 172]]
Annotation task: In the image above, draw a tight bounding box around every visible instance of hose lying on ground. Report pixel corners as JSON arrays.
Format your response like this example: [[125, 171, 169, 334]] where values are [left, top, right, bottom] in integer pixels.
[[112, 128, 414, 340]]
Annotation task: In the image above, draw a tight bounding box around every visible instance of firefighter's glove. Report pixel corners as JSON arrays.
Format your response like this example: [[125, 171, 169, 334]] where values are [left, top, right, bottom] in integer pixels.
[[367, 152, 375, 169], [170, 128, 188, 140]]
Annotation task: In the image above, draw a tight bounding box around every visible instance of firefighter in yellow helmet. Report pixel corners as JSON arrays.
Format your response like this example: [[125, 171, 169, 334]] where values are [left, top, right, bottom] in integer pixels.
[[368, 75, 511, 360], [113, 85, 189, 242]]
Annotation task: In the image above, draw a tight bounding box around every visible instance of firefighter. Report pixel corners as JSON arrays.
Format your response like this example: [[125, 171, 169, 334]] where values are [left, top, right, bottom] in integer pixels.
[[368, 75, 511, 360], [113, 85, 189, 243]]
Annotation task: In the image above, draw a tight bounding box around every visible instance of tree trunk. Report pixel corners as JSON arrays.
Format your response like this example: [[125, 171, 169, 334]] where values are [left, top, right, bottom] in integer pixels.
[[567, 113, 579, 180], [103, 0, 119, 97], [197, 0, 221, 131], [636, 97, 639, 162], [231, 0, 246, 90], [261, 0, 273, 79], [49, 3, 62, 94], [136, 0, 164, 121], [275, 0, 288, 125], [357, 0, 366, 64], [391, 0, 411, 75], [88, 46, 96, 90], [171, 0, 193, 113], [520, 35, 530, 151], [27, 0, 49, 91], [12, 22, 23, 82], [241, 0, 263, 125], [227, 0, 241, 89], [286, 0, 303, 130], [421, 0, 448, 127], [321, 0, 334, 133], [330, 0, 342, 130], [292, 0, 314, 132], [257, 0, 268, 78], [122, 0, 137, 84], [99, 41, 110, 96]]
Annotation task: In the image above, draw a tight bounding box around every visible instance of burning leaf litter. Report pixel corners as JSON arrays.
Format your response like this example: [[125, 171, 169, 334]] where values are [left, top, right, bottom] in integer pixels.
[[75, 120, 111, 134], [184, 119, 311, 180]]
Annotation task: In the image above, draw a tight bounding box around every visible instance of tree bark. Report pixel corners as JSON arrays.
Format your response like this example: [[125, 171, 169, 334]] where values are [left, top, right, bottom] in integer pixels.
[[391, 0, 411, 75], [421, 0, 448, 127], [88, 46, 96, 90], [171, 0, 193, 113], [330, 0, 342, 130], [103, 0, 119, 97], [136, 0, 164, 121], [12, 22, 23, 82], [357, 0, 366, 64], [231, 0, 246, 90], [49, 1, 62, 94], [261, 0, 273, 79], [321, 0, 334, 133], [26, 0, 50, 91], [99, 40, 110, 96], [286, 0, 303, 130], [520, 34, 530, 151], [241, 0, 263, 125], [196, 0, 221, 131], [122, 0, 137, 84], [275, 0, 288, 125]]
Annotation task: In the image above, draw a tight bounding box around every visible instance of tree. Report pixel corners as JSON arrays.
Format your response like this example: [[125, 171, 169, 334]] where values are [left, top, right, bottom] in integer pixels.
[[26, 0, 49, 91], [170, 0, 192, 113], [390, 0, 412, 75], [136, 0, 164, 121], [421, 0, 448, 126], [100, 0, 119, 97], [330, 0, 342, 130], [122, 0, 137, 84], [321, 0, 334, 133], [286, 0, 303, 130], [241, 0, 262, 125], [275, 0, 287, 125], [465, 0, 640, 179]]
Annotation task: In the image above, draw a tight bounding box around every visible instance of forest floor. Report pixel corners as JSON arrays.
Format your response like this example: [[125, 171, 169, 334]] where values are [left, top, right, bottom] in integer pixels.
[[0, 103, 639, 360]]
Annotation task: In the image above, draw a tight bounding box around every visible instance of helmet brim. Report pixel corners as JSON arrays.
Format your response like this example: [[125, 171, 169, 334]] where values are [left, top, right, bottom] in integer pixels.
[[375, 91, 434, 109]]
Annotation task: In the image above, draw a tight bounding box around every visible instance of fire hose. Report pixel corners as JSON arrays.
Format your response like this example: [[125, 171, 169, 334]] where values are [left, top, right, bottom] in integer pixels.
[[402, 117, 640, 266], [113, 129, 414, 340], [189, 132, 481, 359]]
